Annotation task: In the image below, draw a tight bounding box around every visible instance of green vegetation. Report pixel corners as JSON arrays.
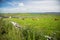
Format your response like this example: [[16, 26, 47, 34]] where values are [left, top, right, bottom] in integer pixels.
[[0, 13, 60, 40]]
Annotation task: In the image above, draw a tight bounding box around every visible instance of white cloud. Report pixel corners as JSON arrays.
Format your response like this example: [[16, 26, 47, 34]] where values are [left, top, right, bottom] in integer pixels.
[[7, 2, 24, 7], [0, 7, 28, 13], [7, 2, 18, 6], [0, 0, 60, 13], [25, 1, 59, 12], [18, 3, 24, 7]]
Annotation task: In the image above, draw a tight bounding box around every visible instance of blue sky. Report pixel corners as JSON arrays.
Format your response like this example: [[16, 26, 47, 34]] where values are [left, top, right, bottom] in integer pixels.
[[0, 0, 60, 13]]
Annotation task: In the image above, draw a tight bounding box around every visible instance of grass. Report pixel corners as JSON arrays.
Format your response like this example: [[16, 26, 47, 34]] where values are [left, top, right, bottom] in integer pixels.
[[0, 14, 60, 40]]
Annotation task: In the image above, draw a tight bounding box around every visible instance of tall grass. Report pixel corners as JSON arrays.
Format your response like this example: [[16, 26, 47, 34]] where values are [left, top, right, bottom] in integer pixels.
[[0, 18, 47, 40], [0, 14, 60, 40]]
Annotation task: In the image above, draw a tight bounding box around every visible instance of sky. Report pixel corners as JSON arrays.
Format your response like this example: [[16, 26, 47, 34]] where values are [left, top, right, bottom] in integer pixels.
[[0, 0, 60, 13]]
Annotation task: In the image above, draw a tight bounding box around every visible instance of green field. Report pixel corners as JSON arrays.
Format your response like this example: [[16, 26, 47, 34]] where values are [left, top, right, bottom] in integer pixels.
[[0, 13, 60, 40]]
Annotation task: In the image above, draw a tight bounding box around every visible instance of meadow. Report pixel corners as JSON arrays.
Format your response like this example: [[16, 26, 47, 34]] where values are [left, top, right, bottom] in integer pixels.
[[0, 13, 60, 40]]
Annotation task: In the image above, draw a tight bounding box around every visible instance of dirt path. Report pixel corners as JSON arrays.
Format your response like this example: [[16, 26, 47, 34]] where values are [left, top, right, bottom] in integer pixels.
[[11, 21, 21, 28]]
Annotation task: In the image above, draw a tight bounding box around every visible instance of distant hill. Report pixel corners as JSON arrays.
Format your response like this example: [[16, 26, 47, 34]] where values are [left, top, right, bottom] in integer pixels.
[[0, 12, 60, 14]]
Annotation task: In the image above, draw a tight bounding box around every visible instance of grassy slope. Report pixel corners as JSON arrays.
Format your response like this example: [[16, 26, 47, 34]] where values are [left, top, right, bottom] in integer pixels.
[[1, 14, 60, 40], [7, 14, 60, 40]]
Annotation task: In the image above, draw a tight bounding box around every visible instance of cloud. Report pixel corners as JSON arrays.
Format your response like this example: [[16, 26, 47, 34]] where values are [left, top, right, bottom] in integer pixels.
[[0, 7, 28, 13], [0, 0, 60, 13], [0, 1, 27, 13], [25, 0, 60, 12], [7, 2, 16, 7], [18, 3, 24, 7], [7, 2, 24, 7]]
